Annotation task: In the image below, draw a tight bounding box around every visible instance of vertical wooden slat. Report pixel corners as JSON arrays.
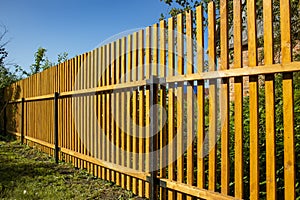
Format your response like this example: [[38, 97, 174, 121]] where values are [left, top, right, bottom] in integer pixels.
[[74, 57, 78, 168], [115, 40, 121, 186], [81, 54, 85, 169], [132, 32, 138, 195], [186, 10, 194, 200], [83, 53, 88, 169], [167, 16, 176, 200], [98, 48, 103, 179], [111, 43, 116, 182], [220, 0, 230, 195], [176, 13, 184, 200], [263, 0, 276, 199], [87, 52, 91, 172], [145, 26, 151, 198], [248, 0, 259, 199], [78, 55, 81, 168], [106, 44, 111, 181], [92, 50, 96, 176], [72, 58, 76, 166], [67, 60, 70, 163], [159, 19, 167, 200], [93, 50, 98, 175], [63, 61, 66, 162], [102, 46, 107, 179], [68, 60, 71, 163], [70, 59, 73, 165], [208, 2, 217, 192], [233, 0, 243, 198], [196, 5, 205, 190], [280, 0, 295, 199], [126, 35, 132, 191], [121, 37, 126, 189], [77, 56, 82, 169], [88, 53, 92, 173], [138, 29, 145, 197], [66, 60, 69, 163], [152, 24, 158, 76], [60, 63, 63, 161]]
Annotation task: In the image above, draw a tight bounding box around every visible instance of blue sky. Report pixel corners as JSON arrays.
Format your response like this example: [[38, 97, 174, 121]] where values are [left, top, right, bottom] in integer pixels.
[[0, 0, 171, 72]]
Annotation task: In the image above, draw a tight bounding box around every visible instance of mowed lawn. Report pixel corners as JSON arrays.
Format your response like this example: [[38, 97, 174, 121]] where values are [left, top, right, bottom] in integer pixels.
[[0, 134, 141, 200]]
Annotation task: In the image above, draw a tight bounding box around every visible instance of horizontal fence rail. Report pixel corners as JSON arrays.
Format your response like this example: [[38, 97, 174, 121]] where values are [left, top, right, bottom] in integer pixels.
[[2, 0, 300, 199]]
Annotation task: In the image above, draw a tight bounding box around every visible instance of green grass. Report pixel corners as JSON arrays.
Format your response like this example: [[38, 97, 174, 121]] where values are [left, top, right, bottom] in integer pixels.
[[0, 134, 141, 200]]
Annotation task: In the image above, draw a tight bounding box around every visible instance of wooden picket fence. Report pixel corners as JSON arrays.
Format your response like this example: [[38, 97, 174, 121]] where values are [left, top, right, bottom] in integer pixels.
[[1, 0, 299, 199]]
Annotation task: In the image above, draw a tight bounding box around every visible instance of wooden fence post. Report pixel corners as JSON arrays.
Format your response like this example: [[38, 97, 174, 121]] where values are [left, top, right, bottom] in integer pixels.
[[147, 75, 161, 200], [54, 92, 59, 164], [21, 98, 25, 144]]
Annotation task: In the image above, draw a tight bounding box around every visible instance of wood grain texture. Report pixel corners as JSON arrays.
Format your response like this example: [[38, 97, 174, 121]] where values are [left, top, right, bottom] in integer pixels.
[[145, 26, 151, 198], [186, 11, 194, 200], [263, 1, 276, 199], [176, 12, 184, 200], [132, 32, 138, 194], [138, 30, 145, 197], [233, 0, 243, 198], [167, 16, 176, 200], [208, 2, 217, 192], [159, 19, 167, 200], [247, 0, 259, 199], [220, 0, 229, 195], [196, 5, 205, 190], [281, 1, 295, 199]]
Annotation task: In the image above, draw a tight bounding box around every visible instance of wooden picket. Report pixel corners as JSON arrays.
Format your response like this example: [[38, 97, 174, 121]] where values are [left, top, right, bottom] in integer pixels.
[[3, 1, 300, 199]]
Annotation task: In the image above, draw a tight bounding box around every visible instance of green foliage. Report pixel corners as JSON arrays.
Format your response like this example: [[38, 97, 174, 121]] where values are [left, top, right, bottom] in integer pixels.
[[160, 0, 300, 59], [0, 25, 19, 110], [30, 47, 47, 74], [16, 47, 69, 77], [57, 52, 68, 64]]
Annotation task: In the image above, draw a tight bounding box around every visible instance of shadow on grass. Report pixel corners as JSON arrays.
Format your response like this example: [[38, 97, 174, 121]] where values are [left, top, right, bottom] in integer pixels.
[[0, 131, 17, 142], [0, 142, 57, 194], [0, 136, 139, 200]]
